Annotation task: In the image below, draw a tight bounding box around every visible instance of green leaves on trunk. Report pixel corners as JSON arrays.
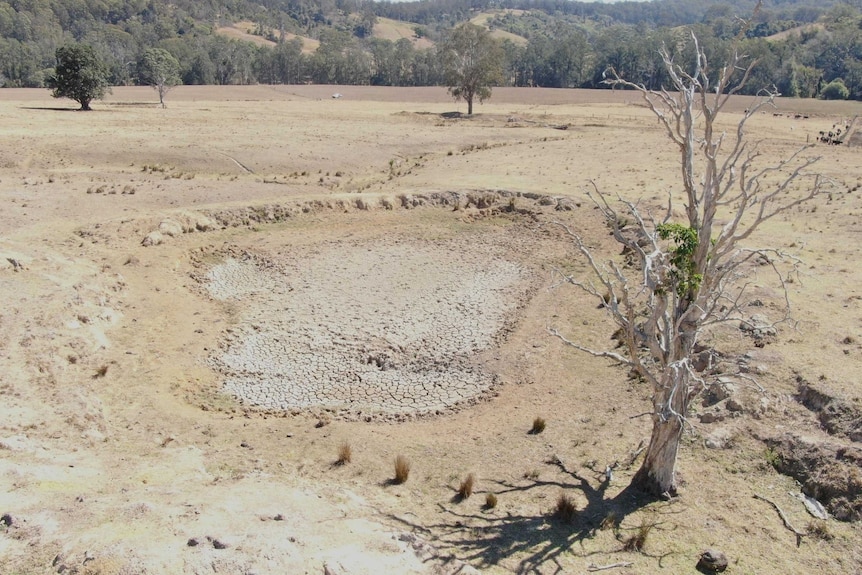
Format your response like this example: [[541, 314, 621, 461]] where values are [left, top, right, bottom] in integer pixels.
[[656, 223, 702, 298]]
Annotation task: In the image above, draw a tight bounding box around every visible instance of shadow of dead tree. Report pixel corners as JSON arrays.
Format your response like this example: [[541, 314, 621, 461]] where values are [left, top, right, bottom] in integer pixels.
[[389, 457, 684, 574]]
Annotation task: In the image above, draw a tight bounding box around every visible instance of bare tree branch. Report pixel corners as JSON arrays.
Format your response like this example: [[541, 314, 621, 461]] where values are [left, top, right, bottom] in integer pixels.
[[554, 28, 826, 496]]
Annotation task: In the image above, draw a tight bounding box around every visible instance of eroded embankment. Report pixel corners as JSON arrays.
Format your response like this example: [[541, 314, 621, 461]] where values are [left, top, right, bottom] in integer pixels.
[[195, 213, 544, 419]]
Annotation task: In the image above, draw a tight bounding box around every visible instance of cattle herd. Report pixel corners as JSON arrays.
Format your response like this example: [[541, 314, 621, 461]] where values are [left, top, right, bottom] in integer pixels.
[[819, 122, 853, 145]]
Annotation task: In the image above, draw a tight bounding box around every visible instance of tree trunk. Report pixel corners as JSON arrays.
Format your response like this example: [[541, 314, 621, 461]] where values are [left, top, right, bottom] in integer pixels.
[[631, 368, 689, 497], [631, 414, 682, 497], [79, 100, 91, 111], [467, 97, 473, 115]]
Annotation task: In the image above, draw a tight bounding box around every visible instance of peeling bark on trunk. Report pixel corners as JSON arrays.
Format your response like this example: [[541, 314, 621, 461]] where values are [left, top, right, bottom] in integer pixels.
[[632, 368, 690, 497], [632, 415, 683, 497]]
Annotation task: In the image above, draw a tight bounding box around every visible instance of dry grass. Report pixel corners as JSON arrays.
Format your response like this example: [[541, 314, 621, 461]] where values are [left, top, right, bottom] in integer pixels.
[[3, 87, 861, 574], [552, 493, 577, 524], [336, 442, 352, 465], [457, 473, 475, 500], [807, 520, 834, 541], [600, 511, 618, 531], [394, 455, 411, 484], [530, 416, 546, 435], [484, 493, 498, 509], [93, 364, 109, 378], [622, 519, 654, 552]]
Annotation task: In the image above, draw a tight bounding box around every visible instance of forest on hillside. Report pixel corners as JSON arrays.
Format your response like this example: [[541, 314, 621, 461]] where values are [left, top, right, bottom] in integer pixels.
[[2, 0, 862, 99]]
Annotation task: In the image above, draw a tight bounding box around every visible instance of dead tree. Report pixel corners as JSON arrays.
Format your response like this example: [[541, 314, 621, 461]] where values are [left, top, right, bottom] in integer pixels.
[[550, 33, 827, 497]]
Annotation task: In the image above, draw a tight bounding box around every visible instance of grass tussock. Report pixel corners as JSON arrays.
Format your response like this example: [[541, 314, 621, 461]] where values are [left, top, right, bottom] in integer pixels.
[[457, 473, 475, 500], [93, 364, 109, 378], [530, 416, 546, 435], [600, 511, 618, 531], [553, 493, 577, 523], [336, 442, 352, 465], [623, 519, 654, 552], [807, 520, 834, 541], [394, 455, 411, 484], [484, 493, 498, 509]]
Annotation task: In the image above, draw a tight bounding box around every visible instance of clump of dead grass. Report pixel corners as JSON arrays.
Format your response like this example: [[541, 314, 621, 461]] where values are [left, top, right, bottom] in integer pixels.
[[394, 455, 411, 484], [600, 511, 618, 532], [530, 416, 546, 435], [457, 473, 475, 500], [807, 520, 834, 541], [93, 364, 109, 378], [484, 493, 498, 509], [622, 519, 654, 552], [552, 493, 577, 523], [336, 442, 352, 465]]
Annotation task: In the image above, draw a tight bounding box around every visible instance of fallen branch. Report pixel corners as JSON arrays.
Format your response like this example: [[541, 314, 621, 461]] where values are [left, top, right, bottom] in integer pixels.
[[587, 562, 634, 572], [753, 493, 805, 547], [623, 438, 647, 469]]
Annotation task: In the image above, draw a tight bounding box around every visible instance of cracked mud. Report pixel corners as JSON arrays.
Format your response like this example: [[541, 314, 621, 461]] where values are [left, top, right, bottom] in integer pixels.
[[202, 236, 533, 415]]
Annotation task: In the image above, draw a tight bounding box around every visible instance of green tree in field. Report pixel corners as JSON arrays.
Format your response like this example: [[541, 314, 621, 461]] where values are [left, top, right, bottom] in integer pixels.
[[820, 78, 850, 100], [46, 44, 110, 111], [441, 23, 504, 115], [139, 48, 181, 108]]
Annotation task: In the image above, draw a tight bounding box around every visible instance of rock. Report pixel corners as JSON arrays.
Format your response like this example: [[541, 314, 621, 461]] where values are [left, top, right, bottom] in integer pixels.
[[158, 219, 183, 237], [194, 215, 217, 232], [704, 381, 736, 406], [705, 428, 732, 449], [187, 537, 200, 547], [726, 398, 745, 413], [210, 537, 230, 550], [699, 411, 725, 424], [792, 492, 830, 520], [141, 231, 163, 247], [697, 549, 728, 572]]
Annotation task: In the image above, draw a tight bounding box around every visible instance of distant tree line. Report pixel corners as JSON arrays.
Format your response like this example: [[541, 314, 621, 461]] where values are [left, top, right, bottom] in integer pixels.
[[2, 0, 862, 100]]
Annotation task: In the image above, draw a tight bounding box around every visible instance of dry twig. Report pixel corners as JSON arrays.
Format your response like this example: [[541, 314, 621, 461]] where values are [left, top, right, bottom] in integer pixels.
[[753, 493, 805, 547], [587, 562, 634, 572]]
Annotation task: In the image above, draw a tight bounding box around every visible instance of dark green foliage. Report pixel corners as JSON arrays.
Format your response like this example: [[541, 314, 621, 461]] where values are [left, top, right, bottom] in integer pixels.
[[46, 44, 110, 110]]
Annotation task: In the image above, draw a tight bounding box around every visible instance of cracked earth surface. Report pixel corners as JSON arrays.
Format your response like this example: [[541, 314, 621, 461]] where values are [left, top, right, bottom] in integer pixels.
[[203, 236, 534, 415]]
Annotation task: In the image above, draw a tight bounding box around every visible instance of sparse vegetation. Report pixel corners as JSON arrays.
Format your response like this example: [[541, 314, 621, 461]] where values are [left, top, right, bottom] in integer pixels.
[[457, 473, 475, 500], [93, 364, 109, 378], [336, 442, 352, 465], [622, 519, 654, 552], [764, 447, 782, 469], [600, 511, 618, 531], [394, 455, 410, 484], [807, 520, 834, 540], [553, 493, 577, 523], [484, 493, 498, 509], [530, 416, 546, 434]]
